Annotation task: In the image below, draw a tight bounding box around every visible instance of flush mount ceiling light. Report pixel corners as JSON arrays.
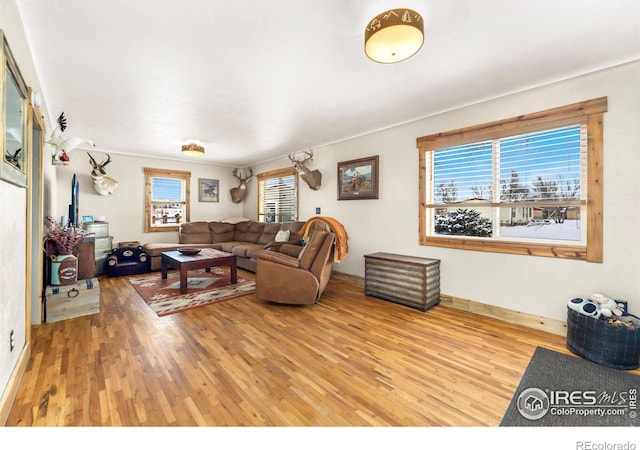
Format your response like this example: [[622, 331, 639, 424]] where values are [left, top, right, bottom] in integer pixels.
[[181, 143, 204, 157], [365, 9, 424, 64]]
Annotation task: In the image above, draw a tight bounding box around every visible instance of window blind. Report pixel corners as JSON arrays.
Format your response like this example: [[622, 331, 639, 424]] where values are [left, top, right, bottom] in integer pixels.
[[499, 125, 584, 202], [152, 177, 183, 201], [258, 169, 297, 223], [432, 125, 585, 205]]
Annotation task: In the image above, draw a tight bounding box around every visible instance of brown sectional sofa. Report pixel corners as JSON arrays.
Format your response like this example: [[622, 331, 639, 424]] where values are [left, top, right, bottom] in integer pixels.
[[143, 220, 305, 272]]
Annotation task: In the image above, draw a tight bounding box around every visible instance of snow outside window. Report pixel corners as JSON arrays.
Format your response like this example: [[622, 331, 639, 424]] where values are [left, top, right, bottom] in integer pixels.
[[428, 125, 585, 244], [416, 98, 606, 262]]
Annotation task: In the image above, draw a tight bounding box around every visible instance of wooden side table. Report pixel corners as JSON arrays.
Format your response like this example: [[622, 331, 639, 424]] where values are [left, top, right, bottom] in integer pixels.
[[364, 252, 440, 312]]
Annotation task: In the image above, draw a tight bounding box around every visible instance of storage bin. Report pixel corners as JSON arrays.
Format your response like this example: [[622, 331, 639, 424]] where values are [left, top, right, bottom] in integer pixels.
[[364, 252, 440, 312], [95, 252, 109, 276], [45, 278, 100, 322], [95, 236, 113, 254], [566, 306, 640, 370], [83, 221, 109, 237]]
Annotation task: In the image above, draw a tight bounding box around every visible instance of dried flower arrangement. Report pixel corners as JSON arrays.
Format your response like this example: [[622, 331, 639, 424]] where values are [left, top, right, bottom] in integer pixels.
[[45, 217, 92, 255]]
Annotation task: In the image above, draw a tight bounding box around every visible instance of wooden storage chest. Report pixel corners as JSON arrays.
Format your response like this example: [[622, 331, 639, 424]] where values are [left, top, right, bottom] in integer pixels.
[[44, 277, 100, 322], [364, 252, 440, 312]]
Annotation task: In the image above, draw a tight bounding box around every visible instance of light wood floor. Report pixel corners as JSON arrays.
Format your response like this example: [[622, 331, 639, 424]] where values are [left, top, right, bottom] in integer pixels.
[[8, 270, 582, 426]]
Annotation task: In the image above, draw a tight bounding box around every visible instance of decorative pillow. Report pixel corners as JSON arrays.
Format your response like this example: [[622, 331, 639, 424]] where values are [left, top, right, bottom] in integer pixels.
[[220, 217, 251, 224], [275, 229, 290, 242]]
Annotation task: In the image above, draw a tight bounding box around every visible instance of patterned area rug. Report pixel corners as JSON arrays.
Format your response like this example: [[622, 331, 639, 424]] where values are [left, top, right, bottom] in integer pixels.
[[129, 267, 255, 316]]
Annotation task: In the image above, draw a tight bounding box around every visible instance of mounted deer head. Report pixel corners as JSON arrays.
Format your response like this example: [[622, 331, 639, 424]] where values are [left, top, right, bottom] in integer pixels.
[[230, 168, 253, 203], [289, 150, 322, 190], [88, 152, 118, 196]]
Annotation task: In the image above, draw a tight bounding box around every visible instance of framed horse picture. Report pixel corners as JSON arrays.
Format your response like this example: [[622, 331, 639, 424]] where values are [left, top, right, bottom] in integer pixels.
[[337, 155, 379, 200]]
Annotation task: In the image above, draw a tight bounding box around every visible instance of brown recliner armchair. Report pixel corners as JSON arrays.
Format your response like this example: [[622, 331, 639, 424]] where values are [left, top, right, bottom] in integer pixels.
[[256, 221, 335, 305]]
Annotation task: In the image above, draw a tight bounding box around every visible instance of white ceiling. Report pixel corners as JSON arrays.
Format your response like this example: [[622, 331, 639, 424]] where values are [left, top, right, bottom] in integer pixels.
[[15, 0, 640, 167]]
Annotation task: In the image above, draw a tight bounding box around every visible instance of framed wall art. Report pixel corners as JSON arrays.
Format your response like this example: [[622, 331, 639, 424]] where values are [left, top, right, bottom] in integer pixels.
[[337, 155, 379, 200], [198, 178, 219, 202]]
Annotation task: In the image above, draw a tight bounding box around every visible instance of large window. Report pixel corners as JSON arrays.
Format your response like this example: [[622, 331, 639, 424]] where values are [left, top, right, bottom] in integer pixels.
[[144, 168, 191, 232], [417, 97, 606, 262], [257, 167, 298, 223]]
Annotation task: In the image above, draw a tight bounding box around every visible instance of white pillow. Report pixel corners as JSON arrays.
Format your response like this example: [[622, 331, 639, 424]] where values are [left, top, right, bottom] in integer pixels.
[[220, 217, 251, 224], [275, 229, 290, 242]]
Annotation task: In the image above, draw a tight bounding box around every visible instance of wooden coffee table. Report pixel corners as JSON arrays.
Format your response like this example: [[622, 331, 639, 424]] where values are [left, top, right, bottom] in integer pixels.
[[160, 248, 237, 294]]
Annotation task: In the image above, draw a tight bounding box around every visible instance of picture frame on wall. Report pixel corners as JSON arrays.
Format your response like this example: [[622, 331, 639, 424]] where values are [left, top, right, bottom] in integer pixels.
[[198, 178, 219, 202], [337, 155, 379, 200]]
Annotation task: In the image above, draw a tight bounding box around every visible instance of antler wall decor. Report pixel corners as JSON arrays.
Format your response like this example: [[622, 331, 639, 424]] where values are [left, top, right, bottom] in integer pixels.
[[88, 152, 118, 195], [229, 168, 253, 203], [289, 150, 322, 190]]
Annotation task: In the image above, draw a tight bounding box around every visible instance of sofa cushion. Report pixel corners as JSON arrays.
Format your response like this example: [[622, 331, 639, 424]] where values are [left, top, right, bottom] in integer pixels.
[[219, 241, 247, 253], [244, 245, 268, 259], [258, 222, 282, 244], [280, 222, 305, 242], [231, 243, 264, 258], [231, 246, 249, 258], [279, 243, 303, 258], [234, 221, 264, 243], [232, 221, 249, 241], [299, 230, 329, 270], [179, 222, 213, 244], [143, 242, 180, 257], [275, 229, 290, 242], [209, 222, 235, 243]]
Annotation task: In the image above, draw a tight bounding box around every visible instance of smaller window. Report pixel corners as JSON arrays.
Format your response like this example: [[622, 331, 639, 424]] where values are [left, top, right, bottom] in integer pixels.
[[257, 167, 298, 223], [144, 168, 191, 232]]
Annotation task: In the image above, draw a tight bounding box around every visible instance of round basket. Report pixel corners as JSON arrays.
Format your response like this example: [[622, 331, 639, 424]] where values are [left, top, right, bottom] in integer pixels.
[[566, 306, 640, 370]]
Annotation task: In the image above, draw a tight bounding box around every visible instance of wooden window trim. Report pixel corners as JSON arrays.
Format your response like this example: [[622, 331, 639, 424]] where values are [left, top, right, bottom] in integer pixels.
[[144, 167, 191, 233], [257, 167, 297, 181], [417, 97, 606, 262], [257, 167, 298, 223]]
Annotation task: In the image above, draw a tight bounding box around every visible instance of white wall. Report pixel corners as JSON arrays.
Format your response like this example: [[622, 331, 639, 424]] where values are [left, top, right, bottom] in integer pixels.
[[55, 151, 245, 245], [247, 60, 640, 323], [0, 0, 56, 412]]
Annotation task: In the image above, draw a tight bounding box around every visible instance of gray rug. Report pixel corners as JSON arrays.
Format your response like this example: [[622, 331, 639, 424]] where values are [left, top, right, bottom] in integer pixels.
[[501, 347, 639, 426]]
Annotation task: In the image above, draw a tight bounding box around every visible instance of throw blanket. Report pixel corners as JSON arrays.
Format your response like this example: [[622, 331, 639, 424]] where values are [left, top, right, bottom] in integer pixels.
[[300, 216, 349, 262]]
